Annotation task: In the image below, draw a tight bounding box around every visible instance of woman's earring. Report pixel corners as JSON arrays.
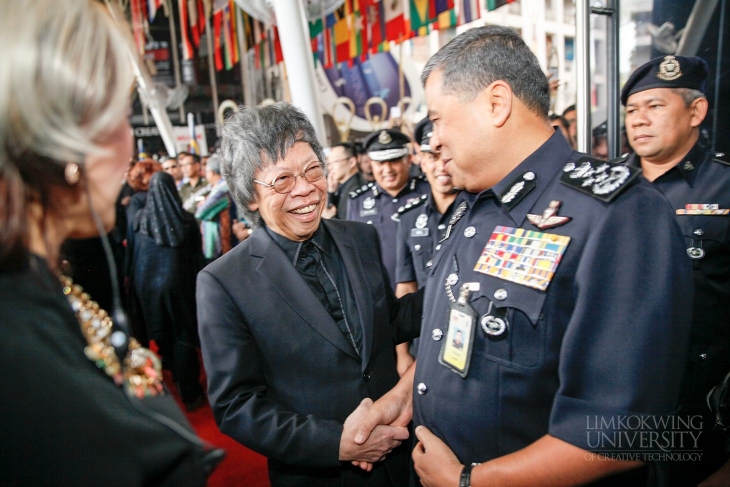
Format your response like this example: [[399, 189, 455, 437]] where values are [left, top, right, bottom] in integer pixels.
[[64, 163, 80, 185]]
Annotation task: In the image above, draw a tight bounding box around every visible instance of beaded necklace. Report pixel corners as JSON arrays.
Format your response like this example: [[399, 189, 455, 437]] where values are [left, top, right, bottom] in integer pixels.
[[60, 276, 164, 399]]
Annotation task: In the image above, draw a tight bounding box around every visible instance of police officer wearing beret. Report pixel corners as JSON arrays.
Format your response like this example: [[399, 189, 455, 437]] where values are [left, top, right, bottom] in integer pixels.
[[395, 118, 458, 297], [346, 129, 431, 292], [622, 54, 730, 486], [350, 26, 693, 487]]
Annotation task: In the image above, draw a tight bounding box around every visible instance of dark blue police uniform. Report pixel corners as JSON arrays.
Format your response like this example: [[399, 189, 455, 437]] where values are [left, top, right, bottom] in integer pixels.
[[395, 193, 456, 288], [412, 131, 693, 482], [347, 177, 430, 290], [625, 144, 730, 482]]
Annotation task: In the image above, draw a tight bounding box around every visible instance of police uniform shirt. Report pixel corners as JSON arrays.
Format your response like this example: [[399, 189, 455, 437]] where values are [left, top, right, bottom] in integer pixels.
[[626, 143, 730, 408], [412, 131, 693, 468], [346, 177, 431, 290], [395, 193, 456, 288]]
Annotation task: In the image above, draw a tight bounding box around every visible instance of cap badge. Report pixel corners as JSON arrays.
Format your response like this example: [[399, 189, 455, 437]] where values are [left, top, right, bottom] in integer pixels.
[[658, 55, 682, 81], [378, 130, 392, 145]]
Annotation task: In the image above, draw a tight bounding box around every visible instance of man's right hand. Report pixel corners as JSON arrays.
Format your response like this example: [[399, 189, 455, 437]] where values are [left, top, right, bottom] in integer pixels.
[[349, 362, 416, 470], [339, 399, 409, 465]]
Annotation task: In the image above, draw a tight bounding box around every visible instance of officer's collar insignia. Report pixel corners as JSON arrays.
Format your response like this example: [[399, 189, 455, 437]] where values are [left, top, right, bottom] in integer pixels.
[[449, 202, 467, 225], [474, 225, 571, 292], [497, 172, 537, 211], [363, 196, 376, 209], [378, 130, 392, 144], [526, 200, 572, 230], [658, 56, 682, 81], [713, 152, 730, 166], [683, 161, 694, 171], [372, 186, 379, 197], [561, 156, 641, 203], [415, 214, 428, 229]]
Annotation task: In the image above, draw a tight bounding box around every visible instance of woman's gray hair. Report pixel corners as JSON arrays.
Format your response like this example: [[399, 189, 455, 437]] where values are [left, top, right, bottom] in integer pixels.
[[0, 0, 134, 168], [0, 0, 134, 268], [221, 102, 325, 227], [421, 25, 550, 118]]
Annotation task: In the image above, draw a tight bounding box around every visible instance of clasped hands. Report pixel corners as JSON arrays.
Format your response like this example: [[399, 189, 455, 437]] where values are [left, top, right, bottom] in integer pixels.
[[339, 398, 408, 465]]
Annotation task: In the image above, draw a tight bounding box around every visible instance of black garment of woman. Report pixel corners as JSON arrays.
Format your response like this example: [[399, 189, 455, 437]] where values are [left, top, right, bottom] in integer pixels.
[[129, 172, 204, 405]]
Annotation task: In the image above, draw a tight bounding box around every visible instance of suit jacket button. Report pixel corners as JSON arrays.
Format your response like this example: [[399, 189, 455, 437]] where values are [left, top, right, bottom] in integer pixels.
[[363, 372, 371, 381]]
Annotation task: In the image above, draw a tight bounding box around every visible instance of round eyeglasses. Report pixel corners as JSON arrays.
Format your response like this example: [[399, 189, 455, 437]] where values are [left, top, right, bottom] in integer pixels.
[[253, 164, 325, 194]]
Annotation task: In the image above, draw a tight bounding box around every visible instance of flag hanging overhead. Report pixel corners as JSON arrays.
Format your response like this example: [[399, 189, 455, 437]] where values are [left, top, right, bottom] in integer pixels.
[[457, 0, 480, 25], [486, 0, 515, 11]]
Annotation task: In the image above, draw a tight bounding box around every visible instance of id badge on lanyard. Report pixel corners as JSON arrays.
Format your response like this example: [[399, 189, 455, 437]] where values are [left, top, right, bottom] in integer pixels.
[[439, 283, 479, 378]]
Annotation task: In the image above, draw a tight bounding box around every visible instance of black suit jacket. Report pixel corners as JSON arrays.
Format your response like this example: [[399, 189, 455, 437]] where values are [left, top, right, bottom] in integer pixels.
[[197, 219, 422, 487]]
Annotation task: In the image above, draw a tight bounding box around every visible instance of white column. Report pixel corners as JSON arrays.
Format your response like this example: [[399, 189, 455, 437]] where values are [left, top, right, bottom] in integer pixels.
[[272, 0, 326, 146]]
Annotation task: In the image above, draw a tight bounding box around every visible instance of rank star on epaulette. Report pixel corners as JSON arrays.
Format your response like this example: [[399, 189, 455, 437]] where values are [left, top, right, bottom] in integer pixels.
[[527, 200, 572, 230], [561, 157, 641, 202]]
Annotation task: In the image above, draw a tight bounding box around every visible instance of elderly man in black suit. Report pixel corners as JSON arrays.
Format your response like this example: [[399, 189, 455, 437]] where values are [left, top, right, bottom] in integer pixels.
[[196, 102, 422, 487]]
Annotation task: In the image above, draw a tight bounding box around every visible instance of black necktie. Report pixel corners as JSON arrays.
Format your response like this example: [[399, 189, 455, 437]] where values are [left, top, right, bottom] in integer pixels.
[[296, 241, 360, 354]]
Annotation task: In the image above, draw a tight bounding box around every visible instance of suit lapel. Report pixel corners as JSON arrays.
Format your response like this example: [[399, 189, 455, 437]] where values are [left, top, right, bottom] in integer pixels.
[[325, 220, 374, 371], [250, 228, 360, 361]]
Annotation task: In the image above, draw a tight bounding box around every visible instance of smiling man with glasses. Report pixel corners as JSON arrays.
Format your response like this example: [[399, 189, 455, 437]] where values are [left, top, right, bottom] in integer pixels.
[[196, 102, 424, 487]]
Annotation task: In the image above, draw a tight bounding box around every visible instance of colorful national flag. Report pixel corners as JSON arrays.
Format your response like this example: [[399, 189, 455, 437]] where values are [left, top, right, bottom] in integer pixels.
[[273, 27, 283, 64], [410, 0, 431, 36], [334, 15, 351, 63], [178, 0, 195, 60], [213, 9, 223, 70], [384, 0, 407, 42], [457, 0, 480, 25], [188, 0, 200, 47], [433, 8, 457, 29], [429, 0, 454, 17], [486, 0, 515, 11]]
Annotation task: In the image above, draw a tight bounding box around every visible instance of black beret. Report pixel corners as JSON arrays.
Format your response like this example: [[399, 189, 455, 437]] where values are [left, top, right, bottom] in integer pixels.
[[413, 118, 435, 152], [621, 55, 709, 105], [363, 129, 411, 162]]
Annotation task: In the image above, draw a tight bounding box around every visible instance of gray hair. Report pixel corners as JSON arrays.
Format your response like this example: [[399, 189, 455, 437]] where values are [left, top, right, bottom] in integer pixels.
[[671, 88, 706, 107], [206, 153, 223, 175], [0, 0, 134, 268], [221, 102, 325, 227], [421, 25, 550, 118]]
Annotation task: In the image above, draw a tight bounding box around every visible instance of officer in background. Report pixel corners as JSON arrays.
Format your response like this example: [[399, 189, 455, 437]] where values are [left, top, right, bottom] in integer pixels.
[[325, 142, 368, 220], [394, 118, 458, 298], [351, 26, 693, 487], [347, 129, 430, 376], [622, 54, 730, 486], [346, 129, 430, 292]]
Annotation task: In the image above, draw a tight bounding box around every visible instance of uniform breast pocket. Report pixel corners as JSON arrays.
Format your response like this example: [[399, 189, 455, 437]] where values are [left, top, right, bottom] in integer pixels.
[[677, 215, 730, 261], [469, 281, 547, 371], [412, 241, 433, 270]]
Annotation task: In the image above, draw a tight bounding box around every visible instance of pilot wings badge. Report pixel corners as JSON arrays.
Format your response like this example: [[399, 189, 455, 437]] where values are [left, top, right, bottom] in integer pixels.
[[526, 200, 572, 230]]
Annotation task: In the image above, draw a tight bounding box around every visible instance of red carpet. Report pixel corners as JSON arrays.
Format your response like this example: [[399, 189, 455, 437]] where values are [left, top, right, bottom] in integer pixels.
[[155, 343, 271, 487]]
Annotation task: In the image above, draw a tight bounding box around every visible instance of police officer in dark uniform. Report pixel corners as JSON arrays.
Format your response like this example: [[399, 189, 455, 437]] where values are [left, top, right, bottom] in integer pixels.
[[346, 129, 430, 292], [351, 26, 693, 487], [622, 54, 730, 486], [394, 118, 458, 298]]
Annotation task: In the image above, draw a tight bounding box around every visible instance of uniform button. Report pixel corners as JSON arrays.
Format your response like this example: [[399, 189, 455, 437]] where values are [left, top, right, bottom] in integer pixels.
[[426, 260, 433, 268], [435, 244, 441, 251], [363, 372, 371, 381], [464, 226, 476, 238], [417, 383, 428, 395], [694, 229, 704, 236], [494, 289, 508, 300], [432, 329, 443, 341], [523, 171, 535, 181], [700, 353, 707, 360], [438, 224, 446, 230], [366, 221, 373, 225], [414, 244, 421, 251], [392, 198, 398, 203]]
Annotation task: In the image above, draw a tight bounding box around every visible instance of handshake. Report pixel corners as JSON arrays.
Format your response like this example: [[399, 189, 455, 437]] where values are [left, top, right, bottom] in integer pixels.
[[338, 398, 411, 470]]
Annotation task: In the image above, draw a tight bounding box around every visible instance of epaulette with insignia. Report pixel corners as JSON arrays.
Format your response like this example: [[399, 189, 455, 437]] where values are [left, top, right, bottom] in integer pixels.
[[349, 182, 375, 199], [560, 156, 642, 203], [713, 152, 730, 166], [391, 194, 428, 222], [397, 194, 428, 216]]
